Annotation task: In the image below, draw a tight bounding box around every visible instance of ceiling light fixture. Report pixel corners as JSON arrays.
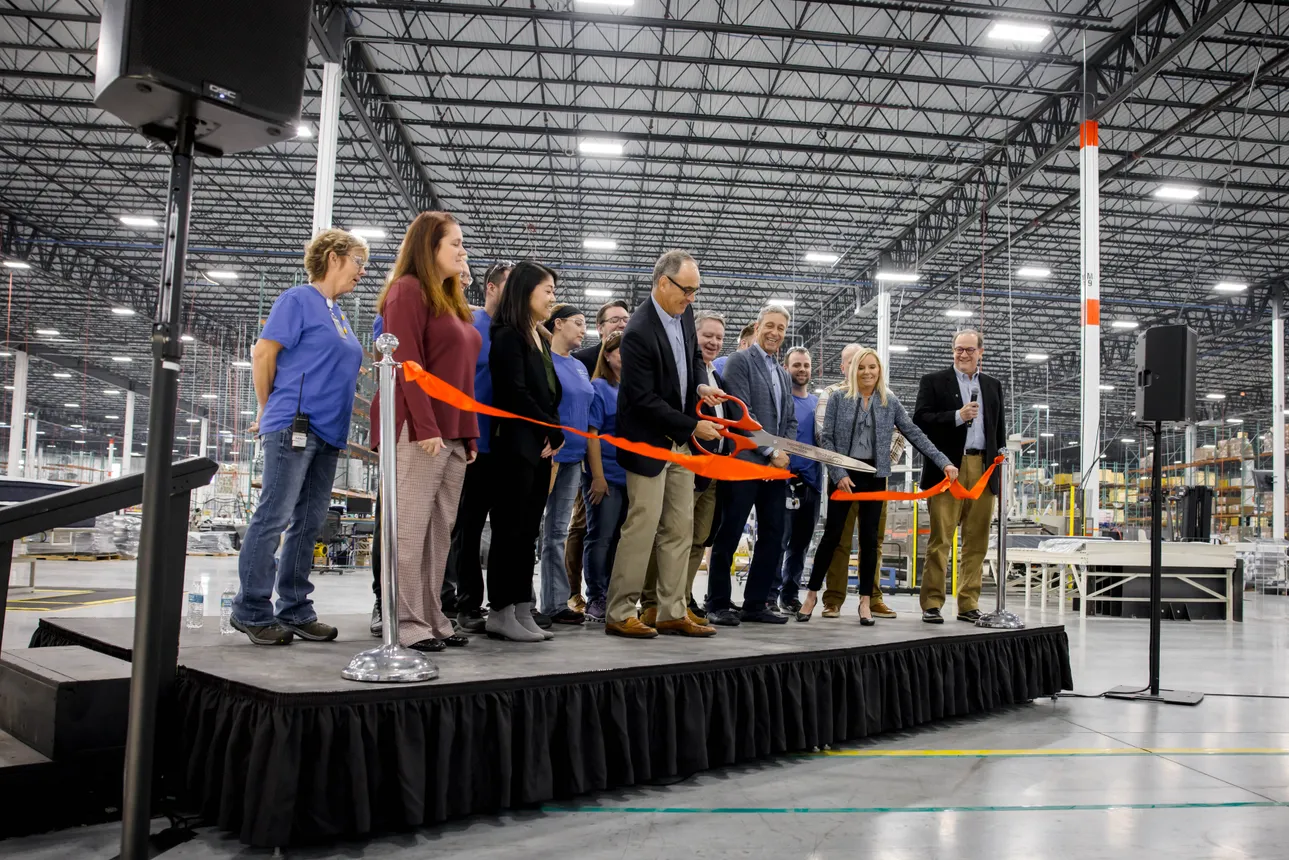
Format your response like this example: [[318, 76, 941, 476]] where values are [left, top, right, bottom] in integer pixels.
[[119, 215, 158, 228], [888, 345, 909, 353], [578, 139, 626, 157], [804, 252, 841, 264], [583, 238, 618, 251], [1227, 418, 1244, 424], [111, 307, 135, 316], [105, 414, 119, 419], [64, 402, 78, 408], [584, 288, 613, 298], [52, 372, 71, 379], [986, 22, 1050, 43], [1214, 282, 1248, 293], [74, 440, 86, 445], [296, 124, 311, 138], [180, 334, 195, 342], [1016, 266, 1051, 278], [232, 360, 252, 368], [205, 271, 239, 280], [1040, 432, 1054, 438], [1033, 403, 1049, 410], [103, 389, 119, 395], [1155, 185, 1201, 201], [1024, 353, 1049, 361], [240, 410, 256, 415], [201, 393, 219, 399], [769, 298, 795, 306], [1120, 438, 1136, 444], [876, 271, 919, 282], [2, 260, 31, 269], [1205, 393, 1226, 400], [186, 418, 201, 424], [945, 309, 973, 318], [36, 328, 59, 336], [111, 356, 132, 362], [348, 227, 386, 239], [1099, 384, 1115, 391], [1110, 320, 1139, 330]]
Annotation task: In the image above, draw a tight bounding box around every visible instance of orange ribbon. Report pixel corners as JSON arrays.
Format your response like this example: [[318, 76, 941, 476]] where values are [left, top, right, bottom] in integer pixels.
[[400, 361, 794, 482], [830, 456, 1004, 502]]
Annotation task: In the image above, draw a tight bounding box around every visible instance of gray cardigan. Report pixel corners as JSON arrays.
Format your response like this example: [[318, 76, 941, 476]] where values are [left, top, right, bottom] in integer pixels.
[[820, 388, 952, 484]]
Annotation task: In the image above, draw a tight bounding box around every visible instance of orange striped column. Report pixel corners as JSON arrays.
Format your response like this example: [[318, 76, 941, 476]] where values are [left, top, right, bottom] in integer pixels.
[[1080, 119, 1101, 533]]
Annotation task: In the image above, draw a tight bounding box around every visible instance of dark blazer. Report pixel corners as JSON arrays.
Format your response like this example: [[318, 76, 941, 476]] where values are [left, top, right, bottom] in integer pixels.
[[912, 366, 1006, 493], [616, 298, 704, 478], [488, 325, 564, 464], [719, 345, 795, 465]]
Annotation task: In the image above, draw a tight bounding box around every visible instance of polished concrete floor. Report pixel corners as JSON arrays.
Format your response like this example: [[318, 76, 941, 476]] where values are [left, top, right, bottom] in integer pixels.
[[4, 557, 1288, 859]]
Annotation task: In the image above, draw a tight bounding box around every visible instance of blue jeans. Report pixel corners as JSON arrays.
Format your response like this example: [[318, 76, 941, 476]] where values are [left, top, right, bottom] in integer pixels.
[[774, 479, 821, 605], [538, 460, 582, 614], [233, 428, 340, 626], [582, 473, 628, 605]]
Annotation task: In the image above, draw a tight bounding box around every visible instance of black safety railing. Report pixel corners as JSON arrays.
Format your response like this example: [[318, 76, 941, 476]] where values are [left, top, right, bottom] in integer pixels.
[[0, 457, 218, 656]]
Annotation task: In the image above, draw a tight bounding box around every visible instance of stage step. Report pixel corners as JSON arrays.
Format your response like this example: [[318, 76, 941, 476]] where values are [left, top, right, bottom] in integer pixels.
[[0, 646, 132, 759]]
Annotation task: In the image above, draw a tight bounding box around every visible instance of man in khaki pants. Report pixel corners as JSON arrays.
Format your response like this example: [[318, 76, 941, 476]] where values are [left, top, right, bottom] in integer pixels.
[[606, 250, 725, 639], [814, 343, 900, 618], [912, 330, 1006, 623]]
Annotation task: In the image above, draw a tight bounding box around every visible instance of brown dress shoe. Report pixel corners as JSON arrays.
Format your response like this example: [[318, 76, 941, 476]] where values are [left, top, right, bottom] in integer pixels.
[[685, 609, 707, 626], [870, 599, 897, 619], [606, 617, 659, 638], [568, 594, 587, 613], [821, 605, 841, 618], [640, 607, 658, 627], [656, 616, 717, 637]]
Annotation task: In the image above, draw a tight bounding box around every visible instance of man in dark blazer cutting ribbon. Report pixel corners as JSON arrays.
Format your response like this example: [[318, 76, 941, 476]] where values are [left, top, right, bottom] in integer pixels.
[[912, 329, 1007, 624], [608, 250, 725, 639]]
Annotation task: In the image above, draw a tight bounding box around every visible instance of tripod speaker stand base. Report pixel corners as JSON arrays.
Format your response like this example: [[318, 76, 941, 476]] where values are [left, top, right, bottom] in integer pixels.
[[1103, 685, 1204, 705]]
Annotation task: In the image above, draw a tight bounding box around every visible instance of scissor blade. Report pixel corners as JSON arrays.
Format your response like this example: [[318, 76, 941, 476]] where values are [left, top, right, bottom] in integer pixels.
[[750, 431, 877, 473]]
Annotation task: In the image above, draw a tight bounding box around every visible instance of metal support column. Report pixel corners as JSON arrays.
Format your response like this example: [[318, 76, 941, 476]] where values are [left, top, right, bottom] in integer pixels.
[[311, 61, 343, 236], [7, 349, 27, 476], [1274, 287, 1286, 541], [122, 390, 135, 475], [24, 416, 36, 478], [875, 283, 891, 371], [1184, 423, 1197, 486], [1078, 97, 1101, 536], [199, 417, 209, 457]]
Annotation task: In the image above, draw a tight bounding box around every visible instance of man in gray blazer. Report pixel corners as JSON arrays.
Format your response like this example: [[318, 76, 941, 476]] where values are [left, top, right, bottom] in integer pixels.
[[704, 304, 795, 625]]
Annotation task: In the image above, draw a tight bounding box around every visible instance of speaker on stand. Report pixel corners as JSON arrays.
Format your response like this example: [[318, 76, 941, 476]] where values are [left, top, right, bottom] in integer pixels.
[[1105, 325, 1204, 706], [94, 3, 314, 858]]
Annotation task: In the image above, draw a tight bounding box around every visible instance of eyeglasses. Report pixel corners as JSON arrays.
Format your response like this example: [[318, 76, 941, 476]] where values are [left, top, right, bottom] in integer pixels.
[[664, 274, 700, 298], [953, 347, 979, 355], [348, 255, 368, 271], [484, 261, 514, 282]]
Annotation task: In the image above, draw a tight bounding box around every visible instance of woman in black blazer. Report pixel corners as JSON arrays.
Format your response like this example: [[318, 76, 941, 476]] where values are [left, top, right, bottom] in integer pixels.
[[486, 261, 565, 642]]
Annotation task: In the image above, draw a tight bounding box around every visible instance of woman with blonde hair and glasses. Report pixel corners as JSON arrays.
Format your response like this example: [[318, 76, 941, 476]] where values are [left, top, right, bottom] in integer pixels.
[[797, 347, 958, 625], [371, 211, 480, 653], [231, 228, 368, 646]]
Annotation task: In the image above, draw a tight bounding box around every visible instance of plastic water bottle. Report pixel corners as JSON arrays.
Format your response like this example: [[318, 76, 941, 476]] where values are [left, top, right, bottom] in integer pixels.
[[186, 579, 205, 630], [220, 586, 236, 635]]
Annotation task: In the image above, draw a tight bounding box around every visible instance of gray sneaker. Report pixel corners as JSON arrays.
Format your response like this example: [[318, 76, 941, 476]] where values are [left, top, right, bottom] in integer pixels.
[[230, 617, 294, 646], [282, 619, 339, 641]]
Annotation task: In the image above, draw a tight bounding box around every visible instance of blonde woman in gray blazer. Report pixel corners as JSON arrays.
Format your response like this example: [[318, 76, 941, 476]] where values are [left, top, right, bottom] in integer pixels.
[[797, 347, 958, 624]]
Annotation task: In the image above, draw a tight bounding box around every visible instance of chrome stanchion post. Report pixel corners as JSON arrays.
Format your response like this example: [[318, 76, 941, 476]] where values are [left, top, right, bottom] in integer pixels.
[[342, 333, 438, 682], [978, 454, 1024, 629]]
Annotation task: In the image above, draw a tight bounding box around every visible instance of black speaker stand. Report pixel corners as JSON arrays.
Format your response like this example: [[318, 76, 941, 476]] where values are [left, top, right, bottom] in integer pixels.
[[1104, 420, 1203, 707]]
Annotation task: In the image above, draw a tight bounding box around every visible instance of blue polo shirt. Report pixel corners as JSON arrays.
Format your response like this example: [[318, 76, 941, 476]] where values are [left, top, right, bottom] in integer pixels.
[[588, 378, 626, 486], [788, 392, 821, 491], [552, 352, 594, 464], [471, 309, 495, 453], [259, 284, 363, 449]]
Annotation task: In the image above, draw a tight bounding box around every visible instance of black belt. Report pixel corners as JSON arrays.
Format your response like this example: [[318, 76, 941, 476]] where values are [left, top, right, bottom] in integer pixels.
[[964, 448, 984, 456]]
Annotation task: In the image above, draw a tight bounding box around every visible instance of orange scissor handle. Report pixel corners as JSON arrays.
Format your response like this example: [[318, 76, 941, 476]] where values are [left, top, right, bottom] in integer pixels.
[[691, 394, 761, 455]]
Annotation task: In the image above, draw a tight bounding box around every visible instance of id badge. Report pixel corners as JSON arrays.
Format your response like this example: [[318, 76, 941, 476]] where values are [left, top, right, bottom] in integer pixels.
[[291, 413, 310, 450]]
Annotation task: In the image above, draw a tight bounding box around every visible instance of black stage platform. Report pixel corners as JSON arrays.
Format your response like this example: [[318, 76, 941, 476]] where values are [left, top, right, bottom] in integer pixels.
[[31, 614, 1072, 847]]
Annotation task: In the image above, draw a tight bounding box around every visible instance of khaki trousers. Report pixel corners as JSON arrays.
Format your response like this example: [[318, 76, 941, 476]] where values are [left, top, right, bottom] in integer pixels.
[[920, 454, 993, 613], [822, 500, 888, 608], [608, 452, 695, 624], [395, 432, 468, 645], [564, 489, 587, 599], [643, 478, 718, 610]]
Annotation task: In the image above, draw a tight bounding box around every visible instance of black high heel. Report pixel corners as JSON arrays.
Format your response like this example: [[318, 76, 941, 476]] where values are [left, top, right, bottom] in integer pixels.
[[796, 591, 818, 623], [858, 595, 875, 626]]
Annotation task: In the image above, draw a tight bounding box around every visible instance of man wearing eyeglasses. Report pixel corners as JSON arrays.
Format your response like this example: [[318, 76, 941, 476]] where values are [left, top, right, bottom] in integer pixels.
[[565, 298, 632, 613], [912, 329, 1006, 624]]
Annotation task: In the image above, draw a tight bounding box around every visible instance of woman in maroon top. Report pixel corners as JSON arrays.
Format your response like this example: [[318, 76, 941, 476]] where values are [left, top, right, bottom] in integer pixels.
[[372, 211, 481, 652]]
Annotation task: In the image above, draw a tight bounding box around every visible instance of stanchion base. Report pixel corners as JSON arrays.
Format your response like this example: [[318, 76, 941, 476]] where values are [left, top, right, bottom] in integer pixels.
[[975, 609, 1026, 629], [1103, 685, 1204, 706], [341, 644, 439, 683]]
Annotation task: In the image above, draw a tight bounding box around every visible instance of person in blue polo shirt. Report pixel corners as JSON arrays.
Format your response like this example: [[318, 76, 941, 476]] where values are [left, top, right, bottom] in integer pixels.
[[773, 346, 823, 614], [231, 229, 368, 646]]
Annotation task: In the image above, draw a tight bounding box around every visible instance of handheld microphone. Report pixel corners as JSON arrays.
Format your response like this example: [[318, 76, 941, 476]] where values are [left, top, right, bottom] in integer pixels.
[[967, 386, 979, 428]]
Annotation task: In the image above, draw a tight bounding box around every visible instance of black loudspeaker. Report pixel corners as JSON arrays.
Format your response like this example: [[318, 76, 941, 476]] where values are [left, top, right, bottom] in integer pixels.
[[1180, 485, 1214, 540], [94, 0, 312, 155], [1135, 324, 1198, 422]]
